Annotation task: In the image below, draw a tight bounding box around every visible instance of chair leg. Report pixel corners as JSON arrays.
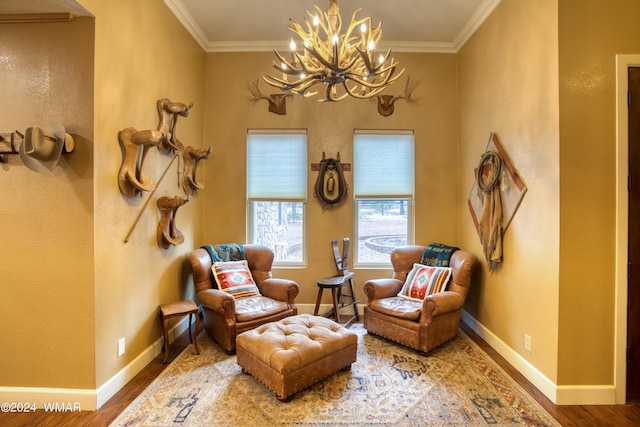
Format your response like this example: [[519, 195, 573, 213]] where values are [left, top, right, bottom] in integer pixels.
[[314, 286, 324, 316], [331, 287, 340, 323], [347, 278, 359, 321], [193, 311, 200, 355]]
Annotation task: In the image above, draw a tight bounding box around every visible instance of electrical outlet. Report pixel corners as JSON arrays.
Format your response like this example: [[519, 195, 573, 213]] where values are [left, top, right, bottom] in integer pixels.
[[524, 334, 532, 352], [118, 337, 126, 357]]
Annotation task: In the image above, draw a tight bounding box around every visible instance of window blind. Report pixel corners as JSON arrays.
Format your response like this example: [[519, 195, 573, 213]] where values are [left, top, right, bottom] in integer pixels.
[[353, 130, 414, 198], [247, 130, 307, 201]]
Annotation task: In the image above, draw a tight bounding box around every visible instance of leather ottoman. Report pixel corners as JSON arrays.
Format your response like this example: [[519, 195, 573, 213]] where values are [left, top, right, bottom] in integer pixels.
[[236, 313, 358, 401]]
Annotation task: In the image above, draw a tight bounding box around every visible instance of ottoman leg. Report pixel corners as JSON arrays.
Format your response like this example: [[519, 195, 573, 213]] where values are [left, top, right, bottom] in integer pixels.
[[277, 394, 294, 403]]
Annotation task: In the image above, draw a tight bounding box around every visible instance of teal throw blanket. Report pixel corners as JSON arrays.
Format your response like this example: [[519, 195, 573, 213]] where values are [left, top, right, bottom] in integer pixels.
[[201, 243, 247, 288], [420, 242, 459, 267], [202, 243, 246, 263]]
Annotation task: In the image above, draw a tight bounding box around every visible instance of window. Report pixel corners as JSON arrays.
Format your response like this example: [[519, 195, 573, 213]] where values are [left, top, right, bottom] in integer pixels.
[[354, 130, 414, 265], [247, 130, 307, 265]]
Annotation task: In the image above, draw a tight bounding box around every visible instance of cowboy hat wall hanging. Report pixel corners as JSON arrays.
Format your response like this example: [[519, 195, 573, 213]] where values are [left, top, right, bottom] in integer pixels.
[[19, 123, 74, 172]]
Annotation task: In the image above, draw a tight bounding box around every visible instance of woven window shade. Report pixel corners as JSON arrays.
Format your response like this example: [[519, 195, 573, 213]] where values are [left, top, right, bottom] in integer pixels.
[[247, 130, 307, 201], [354, 130, 414, 198]]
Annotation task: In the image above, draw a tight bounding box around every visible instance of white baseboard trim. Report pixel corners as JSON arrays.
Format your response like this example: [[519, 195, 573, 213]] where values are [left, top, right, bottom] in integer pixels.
[[0, 386, 96, 411], [96, 315, 192, 409], [555, 385, 617, 406], [461, 310, 617, 405], [0, 315, 193, 412]]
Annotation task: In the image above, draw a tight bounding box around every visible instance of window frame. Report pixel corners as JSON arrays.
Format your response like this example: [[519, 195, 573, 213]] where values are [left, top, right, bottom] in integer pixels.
[[353, 130, 415, 267], [246, 129, 307, 267]]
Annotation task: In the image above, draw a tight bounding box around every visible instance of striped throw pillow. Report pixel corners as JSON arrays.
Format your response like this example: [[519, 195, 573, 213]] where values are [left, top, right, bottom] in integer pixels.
[[397, 263, 452, 301], [212, 260, 261, 300]]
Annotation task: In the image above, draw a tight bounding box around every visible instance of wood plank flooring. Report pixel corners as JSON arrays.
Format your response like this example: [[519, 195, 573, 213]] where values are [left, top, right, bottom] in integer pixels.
[[0, 321, 639, 427]]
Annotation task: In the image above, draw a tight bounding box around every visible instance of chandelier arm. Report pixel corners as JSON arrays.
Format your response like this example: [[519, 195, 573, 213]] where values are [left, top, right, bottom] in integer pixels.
[[323, 84, 350, 102], [302, 44, 348, 75], [363, 68, 405, 89], [271, 50, 299, 74], [343, 82, 386, 99]]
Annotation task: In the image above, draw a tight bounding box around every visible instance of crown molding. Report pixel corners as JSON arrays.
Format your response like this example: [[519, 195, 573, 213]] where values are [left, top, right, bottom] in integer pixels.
[[165, 0, 502, 54]]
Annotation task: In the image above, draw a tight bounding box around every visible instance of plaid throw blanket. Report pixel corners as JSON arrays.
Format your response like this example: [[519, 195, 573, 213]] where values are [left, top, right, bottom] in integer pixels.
[[201, 243, 247, 288], [420, 242, 459, 267]]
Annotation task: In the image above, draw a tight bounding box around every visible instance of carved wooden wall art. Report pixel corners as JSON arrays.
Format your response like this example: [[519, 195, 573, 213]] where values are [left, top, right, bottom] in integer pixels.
[[157, 195, 188, 249], [119, 99, 212, 248], [312, 152, 350, 207], [182, 145, 213, 196], [118, 99, 193, 198]]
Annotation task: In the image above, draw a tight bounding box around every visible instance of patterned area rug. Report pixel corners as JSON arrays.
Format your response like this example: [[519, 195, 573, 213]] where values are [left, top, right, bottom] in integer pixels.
[[110, 324, 560, 426]]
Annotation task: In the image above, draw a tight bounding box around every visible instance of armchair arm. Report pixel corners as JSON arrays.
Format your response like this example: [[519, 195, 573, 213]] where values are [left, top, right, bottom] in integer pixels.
[[258, 278, 300, 305], [197, 288, 236, 321], [420, 291, 465, 321], [363, 278, 403, 303]]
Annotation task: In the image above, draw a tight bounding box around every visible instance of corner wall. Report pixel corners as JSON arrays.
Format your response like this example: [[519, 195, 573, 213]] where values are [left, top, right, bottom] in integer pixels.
[[0, 17, 95, 392], [557, 0, 640, 403], [457, 0, 560, 397], [80, 0, 206, 404]]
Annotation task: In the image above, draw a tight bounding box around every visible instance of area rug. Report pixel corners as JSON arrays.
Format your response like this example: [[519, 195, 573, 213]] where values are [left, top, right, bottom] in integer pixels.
[[110, 324, 560, 426]]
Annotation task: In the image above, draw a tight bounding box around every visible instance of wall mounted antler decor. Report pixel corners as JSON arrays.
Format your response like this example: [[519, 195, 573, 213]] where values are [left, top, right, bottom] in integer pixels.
[[312, 152, 350, 207], [249, 79, 293, 115], [374, 77, 417, 117], [119, 99, 212, 249]]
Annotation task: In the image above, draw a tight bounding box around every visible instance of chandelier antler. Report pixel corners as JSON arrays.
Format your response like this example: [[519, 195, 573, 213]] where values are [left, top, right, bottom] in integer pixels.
[[263, 0, 405, 102]]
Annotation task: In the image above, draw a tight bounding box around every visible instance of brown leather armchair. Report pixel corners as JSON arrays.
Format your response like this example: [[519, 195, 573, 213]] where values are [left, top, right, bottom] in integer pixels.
[[188, 244, 299, 353], [363, 245, 478, 354]]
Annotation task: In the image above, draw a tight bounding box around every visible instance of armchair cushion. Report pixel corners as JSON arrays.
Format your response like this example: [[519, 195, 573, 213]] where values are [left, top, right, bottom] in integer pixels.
[[370, 297, 422, 321], [397, 263, 452, 301], [212, 260, 261, 299], [235, 296, 289, 322]]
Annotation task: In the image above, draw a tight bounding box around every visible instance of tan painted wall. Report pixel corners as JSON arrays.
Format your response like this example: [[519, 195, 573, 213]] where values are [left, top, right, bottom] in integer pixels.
[[6, 0, 637, 404], [557, 0, 640, 385], [79, 0, 205, 388], [202, 52, 460, 304], [0, 19, 95, 388], [457, 0, 560, 381]]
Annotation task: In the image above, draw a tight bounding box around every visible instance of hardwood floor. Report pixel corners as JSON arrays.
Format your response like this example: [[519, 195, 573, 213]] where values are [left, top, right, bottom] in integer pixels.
[[1, 322, 639, 427]]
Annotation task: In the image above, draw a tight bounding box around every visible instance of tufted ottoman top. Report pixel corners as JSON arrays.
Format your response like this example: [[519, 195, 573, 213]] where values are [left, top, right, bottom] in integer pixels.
[[237, 314, 357, 373]]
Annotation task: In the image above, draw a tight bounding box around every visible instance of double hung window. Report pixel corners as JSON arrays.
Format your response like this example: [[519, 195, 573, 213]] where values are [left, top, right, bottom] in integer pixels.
[[246, 130, 307, 265], [353, 130, 415, 265]]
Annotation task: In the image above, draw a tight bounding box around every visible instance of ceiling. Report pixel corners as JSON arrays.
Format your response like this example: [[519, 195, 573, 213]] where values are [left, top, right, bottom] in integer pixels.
[[0, 0, 501, 53]]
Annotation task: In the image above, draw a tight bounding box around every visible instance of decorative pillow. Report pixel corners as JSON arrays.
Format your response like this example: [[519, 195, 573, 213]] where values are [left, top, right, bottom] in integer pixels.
[[397, 263, 453, 301], [212, 260, 261, 300]]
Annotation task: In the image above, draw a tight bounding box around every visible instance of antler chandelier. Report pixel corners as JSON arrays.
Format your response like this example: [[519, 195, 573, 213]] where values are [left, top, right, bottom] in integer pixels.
[[263, 0, 404, 102]]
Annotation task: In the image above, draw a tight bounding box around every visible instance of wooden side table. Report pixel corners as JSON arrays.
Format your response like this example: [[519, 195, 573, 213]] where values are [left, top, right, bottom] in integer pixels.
[[159, 300, 200, 364]]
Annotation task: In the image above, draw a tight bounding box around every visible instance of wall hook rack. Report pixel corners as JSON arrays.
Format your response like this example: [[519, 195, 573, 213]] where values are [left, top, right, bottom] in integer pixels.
[[0, 131, 23, 163]]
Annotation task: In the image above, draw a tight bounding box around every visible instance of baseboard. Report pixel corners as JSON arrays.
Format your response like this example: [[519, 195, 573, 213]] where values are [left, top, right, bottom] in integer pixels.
[[0, 315, 193, 412], [0, 386, 96, 411], [461, 311, 617, 405], [96, 315, 192, 409]]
